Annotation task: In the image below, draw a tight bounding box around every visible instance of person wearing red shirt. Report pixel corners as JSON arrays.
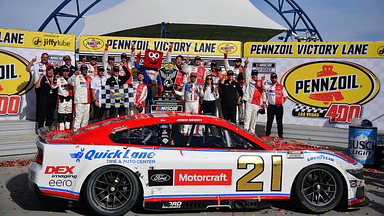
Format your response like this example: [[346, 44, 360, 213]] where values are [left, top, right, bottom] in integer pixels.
[[265, 73, 288, 138]]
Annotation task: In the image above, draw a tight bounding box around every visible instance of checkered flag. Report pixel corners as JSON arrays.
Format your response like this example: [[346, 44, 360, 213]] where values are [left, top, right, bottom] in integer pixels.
[[99, 84, 134, 108], [292, 103, 328, 117]]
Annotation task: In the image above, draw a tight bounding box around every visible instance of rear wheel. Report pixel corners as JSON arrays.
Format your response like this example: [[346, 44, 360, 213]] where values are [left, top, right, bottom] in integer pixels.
[[84, 166, 141, 216], [292, 164, 344, 213]]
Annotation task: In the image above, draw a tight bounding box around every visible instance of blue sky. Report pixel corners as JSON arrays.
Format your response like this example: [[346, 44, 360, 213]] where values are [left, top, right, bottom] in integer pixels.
[[1, 0, 383, 42]]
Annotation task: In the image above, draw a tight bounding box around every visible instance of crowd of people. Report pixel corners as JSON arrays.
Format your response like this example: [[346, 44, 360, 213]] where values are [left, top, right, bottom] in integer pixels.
[[26, 43, 288, 137]]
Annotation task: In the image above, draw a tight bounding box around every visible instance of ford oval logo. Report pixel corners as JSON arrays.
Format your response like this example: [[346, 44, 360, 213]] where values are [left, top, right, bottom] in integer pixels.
[[151, 173, 171, 182]]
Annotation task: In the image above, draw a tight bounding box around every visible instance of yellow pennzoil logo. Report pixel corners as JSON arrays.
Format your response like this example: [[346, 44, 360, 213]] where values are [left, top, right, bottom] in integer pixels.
[[282, 61, 380, 108], [0, 49, 33, 95], [217, 43, 238, 54], [83, 38, 104, 50], [282, 61, 380, 123]]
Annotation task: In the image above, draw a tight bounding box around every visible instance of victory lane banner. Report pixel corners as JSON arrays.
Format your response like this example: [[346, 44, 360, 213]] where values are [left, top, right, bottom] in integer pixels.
[[0, 28, 75, 120], [99, 84, 134, 108], [244, 41, 384, 59], [0, 28, 75, 51], [244, 41, 383, 128], [78, 35, 242, 58]]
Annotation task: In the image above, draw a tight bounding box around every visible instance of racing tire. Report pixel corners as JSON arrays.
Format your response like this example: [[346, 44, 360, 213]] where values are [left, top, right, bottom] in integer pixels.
[[84, 166, 141, 216], [292, 164, 344, 214]]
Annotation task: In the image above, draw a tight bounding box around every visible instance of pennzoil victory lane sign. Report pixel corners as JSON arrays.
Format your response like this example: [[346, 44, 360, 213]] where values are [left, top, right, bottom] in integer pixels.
[[281, 61, 380, 123]]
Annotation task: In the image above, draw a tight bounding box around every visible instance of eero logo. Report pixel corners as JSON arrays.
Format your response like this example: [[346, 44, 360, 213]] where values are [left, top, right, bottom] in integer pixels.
[[45, 166, 75, 174]]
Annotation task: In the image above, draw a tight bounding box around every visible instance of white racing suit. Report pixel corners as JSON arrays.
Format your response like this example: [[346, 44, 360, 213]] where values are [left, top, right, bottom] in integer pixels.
[[68, 74, 92, 130], [175, 81, 203, 133], [242, 67, 266, 133], [51, 76, 73, 130]]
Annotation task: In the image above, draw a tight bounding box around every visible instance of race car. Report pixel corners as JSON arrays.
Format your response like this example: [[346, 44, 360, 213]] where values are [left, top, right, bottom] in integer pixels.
[[28, 113, 365, 216]]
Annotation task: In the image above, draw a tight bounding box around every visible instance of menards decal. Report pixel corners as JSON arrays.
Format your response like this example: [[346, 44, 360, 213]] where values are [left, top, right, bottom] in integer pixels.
[[281, 61, 380, 123]]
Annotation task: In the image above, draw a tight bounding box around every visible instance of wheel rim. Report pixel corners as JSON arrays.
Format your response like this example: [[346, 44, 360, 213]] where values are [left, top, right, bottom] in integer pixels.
[[300, 168, 337, 207], [91, 169, 134, 211]]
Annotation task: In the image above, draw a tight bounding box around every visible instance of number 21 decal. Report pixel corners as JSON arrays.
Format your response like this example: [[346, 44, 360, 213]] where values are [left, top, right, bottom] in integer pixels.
[[236, 155, 282, 191]]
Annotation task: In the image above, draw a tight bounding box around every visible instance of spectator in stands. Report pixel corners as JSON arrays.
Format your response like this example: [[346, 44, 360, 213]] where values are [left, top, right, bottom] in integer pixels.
[[68, 65, 93, 130], [202, 75, 219, 115], [35, 65, 57, 129], [265, 72, 288, 138], [51, 66, 73, 130]]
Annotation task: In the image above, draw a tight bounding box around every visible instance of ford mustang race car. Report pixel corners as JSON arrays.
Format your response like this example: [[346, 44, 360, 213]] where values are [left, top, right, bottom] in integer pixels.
[[28, 113, 365, 216]]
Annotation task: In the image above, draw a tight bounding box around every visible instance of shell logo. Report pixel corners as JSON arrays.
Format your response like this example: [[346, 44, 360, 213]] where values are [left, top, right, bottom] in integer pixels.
[[0, 49, 33, 95], [281, 61, 380, 108], [217, 43, 238, 54], [83, 38, 105, 50]]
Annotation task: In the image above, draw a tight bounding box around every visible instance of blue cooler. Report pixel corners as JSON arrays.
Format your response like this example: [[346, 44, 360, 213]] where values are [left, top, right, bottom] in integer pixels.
[[348, 125, 377, 165]]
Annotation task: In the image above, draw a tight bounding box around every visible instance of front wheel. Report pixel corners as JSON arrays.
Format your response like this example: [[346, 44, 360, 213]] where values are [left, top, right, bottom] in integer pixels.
[[292, 164, 344, 213], [84, 166, 141, 216]]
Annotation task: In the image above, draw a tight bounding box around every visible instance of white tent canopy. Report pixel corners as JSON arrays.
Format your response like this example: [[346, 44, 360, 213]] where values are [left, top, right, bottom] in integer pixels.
[[81, 0, 287, 42]]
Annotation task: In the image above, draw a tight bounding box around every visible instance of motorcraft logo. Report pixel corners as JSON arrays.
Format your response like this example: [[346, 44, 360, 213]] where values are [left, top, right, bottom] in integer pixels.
[[174, 169, 231, 186], [70, 148, 155, 163], [217, 42, 238, 54], [83, 38, 104, 50], [282, 61, 380, 123]]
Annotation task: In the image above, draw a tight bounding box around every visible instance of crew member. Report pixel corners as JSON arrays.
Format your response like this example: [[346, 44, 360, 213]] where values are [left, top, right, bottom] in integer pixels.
[[56, 55, 77, 77], [35, 65, 57, 129], [68, 65, 93, 130], [243, 59, 266, 133], [26, 53, 53, 122], [219, 70, 243, 123], [131, 71, 148, 115], [106, 64, 132, 118], [90, 66, 107, 120], [224, 52, 243, 80], [265, 73, 288, 138], [51, 66, 73, 130]]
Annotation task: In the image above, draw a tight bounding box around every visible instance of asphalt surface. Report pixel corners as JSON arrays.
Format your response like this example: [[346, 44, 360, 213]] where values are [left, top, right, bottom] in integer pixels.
[[0, 152, 383, 216]]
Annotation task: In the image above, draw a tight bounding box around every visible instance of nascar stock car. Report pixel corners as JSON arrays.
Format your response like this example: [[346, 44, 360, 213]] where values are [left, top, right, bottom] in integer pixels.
[[28, 113, 365, 216]]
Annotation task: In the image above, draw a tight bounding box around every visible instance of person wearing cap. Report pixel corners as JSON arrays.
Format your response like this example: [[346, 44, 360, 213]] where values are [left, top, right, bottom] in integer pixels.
[[242, 59, 266, 133], [106, 63, 132, 118], [119, 42, 136, 84], [265, 72, 288, 138], [183, 56, 207, 85], [166, 43, 189, 90], [51, 66, 73, 130], [237, 72, 246, 124], [131, 71, 148, 115], [68, 64, 93, 130], [206, 61, 217, 75], [103, 43, 136, 81], [90, 66, 107, 120], [55, 55, 77, 77], [219, 70, 243, 123], [223, 52, 243, 80], [175, 72, 203, 114], [35, 65, 57, 129], [81, 55, 99, 78], [26, 53, 54, 123]]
